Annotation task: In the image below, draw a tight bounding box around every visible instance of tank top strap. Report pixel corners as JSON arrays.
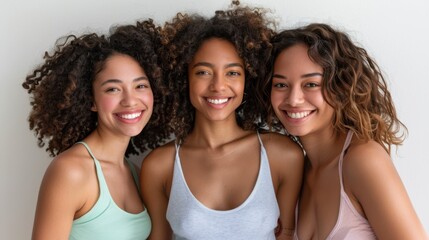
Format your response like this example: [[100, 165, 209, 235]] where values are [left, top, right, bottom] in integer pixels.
[[256, 131, 263, 146], [338, 130, 354, 189], [76, 141, 109, 194]]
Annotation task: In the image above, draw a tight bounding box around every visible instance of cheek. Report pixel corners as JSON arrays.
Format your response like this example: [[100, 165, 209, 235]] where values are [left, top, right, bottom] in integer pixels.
[[270, 91, 283, 108], [233, 79, 245, 100], [237, 81, 245, 95], [141, 91, 154, 108], [313, 93, 329, 109], [188, 81, 201, 106], [94, 96, 117, 112]]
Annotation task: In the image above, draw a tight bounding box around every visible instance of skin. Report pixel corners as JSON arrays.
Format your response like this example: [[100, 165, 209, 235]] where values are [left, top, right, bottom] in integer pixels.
[[271, 43, 427, 240], [141, 38, 304, 240], [32, 54, 153, 239]]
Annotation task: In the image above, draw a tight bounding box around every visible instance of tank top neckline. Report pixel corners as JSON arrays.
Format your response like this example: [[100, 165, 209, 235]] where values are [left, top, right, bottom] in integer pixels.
[[323, 130, 354, 238], [294, 130, 367, 240], [174, 132, 266, 214], [76, 141, 147, 217]]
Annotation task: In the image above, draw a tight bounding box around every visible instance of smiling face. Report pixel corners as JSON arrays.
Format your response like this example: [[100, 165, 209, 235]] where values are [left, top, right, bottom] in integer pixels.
[[91, 54, 153, 138], [188, 38, 245, 123], [271, 43, 334, 138]]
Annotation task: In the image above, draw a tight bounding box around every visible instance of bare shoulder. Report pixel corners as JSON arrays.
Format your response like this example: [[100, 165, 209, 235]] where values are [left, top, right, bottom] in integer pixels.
[[343, 140, 393, 179], [43, 144, 95, 188], [259, 132, 304, 180], [259, 132, 304, 162], [140, 140, 176, 176], [342, 139, 399, 199], [342, 141, 428, 239], [36, 143, 95, 215]]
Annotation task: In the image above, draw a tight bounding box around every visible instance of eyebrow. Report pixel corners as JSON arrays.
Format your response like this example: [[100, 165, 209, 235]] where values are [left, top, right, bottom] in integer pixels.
[[100, 76, 149, 86], [272, 72, 323, 79], [191, 62, 244, 69], [302, 72, 323, 78]]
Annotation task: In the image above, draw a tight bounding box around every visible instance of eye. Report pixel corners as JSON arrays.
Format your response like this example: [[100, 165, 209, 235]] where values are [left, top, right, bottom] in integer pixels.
[[305, 82, 320, 88], [136, 83, 150, 89], [105, 87, 119, 93], [195, 70, 210, 76], [226, 71, 241, 77], [272, 82, 287, 88]]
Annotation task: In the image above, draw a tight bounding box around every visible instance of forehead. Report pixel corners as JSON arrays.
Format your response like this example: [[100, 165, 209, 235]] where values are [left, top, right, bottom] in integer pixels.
[[99, 54, 145, 75], [92, 54, 147, 86], [192, 38, 242, 63], [274, 44, 322, 74]]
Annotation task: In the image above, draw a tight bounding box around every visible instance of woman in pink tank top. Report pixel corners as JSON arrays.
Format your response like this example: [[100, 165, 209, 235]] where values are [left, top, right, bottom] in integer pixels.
[[263, 23, 428, 239]]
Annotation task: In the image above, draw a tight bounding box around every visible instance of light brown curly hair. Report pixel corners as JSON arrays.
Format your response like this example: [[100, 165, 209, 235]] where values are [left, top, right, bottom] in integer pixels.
[[262, 23, 406, 153], [23, 19, 171, 157], [159, 4, 275, 143]]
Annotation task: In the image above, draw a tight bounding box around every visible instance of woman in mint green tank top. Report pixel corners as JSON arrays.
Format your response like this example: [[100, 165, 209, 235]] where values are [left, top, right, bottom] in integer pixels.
[[23, 19, 171, 240]]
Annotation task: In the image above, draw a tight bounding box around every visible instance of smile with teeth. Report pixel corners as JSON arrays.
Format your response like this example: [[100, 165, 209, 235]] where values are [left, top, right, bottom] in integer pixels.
[[118, 111, 142, 120], [207, 98, 229, 105], [287, 111, 311, 119]]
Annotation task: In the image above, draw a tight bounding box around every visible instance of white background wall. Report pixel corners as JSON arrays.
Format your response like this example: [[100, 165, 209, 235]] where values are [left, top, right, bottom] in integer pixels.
[[1, 0, 427, 238]]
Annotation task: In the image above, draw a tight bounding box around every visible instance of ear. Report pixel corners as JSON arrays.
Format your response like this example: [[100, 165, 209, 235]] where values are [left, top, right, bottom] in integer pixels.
[[91, 103, 97, 112]]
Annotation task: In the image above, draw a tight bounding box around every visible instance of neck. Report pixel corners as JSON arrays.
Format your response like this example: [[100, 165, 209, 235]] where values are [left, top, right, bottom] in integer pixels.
[[83, 128, 131, 164], [299, 128, 347, 169], [187, 114, 249, 149]]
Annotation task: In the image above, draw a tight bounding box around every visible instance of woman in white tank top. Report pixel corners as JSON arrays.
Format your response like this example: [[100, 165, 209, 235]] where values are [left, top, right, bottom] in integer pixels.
[[266, 23, 428, 239], [140, 4, 304, 240]]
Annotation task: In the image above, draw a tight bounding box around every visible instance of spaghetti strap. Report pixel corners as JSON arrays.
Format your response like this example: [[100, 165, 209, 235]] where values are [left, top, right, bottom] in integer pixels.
[[75, 141, 109, 193], [338, 130, 354, 189], [256, 131, 264, 147], [76, 141, 97, 160]]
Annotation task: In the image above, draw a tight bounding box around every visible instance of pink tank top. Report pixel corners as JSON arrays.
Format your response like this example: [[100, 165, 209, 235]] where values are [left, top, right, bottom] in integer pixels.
[[295, 131, 377, 240]]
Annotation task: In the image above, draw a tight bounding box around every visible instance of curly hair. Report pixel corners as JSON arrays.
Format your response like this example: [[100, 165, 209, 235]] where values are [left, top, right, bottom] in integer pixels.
[[160, 5, 275, 143], [23, 19, 171, 157], [263, 23, 406, 153]]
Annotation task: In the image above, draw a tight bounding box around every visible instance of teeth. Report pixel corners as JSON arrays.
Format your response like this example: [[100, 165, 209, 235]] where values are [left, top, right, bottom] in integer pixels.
[[287, 111, 310, 119], [207, 98, 228, 104], [119, 112, 142, 119]]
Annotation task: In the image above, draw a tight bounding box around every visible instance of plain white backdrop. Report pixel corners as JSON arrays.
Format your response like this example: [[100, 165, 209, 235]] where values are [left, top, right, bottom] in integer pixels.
[[1, 0, 428, 238]]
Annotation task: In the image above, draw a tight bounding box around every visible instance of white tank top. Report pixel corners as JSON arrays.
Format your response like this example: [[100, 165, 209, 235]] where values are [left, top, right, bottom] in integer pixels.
[[166, 132, 280, 240]]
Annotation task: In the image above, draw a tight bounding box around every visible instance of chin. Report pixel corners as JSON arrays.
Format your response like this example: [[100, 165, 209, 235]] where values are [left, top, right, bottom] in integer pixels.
[[282, 126, 307, 138]]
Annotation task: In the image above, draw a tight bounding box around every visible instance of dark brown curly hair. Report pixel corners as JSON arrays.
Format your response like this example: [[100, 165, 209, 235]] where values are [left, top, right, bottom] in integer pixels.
[[159, 5, 275, 143], [263, 23, 406, 153], [23, 19, 171, 157]]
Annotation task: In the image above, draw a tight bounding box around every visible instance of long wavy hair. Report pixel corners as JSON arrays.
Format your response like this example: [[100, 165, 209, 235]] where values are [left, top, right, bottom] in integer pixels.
[[159, 5, 275, 143], [263, 23, 406, 153], [23, 19, 171, 157]]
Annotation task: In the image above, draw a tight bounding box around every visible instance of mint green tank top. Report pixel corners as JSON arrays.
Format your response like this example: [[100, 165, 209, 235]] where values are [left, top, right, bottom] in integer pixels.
[[69, 142, 151, 240]]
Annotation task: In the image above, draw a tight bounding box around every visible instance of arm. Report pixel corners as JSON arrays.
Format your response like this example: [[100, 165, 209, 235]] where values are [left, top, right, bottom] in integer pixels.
[[345, 141, 428, 240], [32, 154, 88, 240], [140, 143, 175, 240], [263, 133, 304, 240]]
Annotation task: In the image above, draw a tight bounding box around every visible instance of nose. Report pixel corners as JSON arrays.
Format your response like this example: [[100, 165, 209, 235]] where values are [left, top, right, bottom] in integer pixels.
[[286, 86, 304, 106], [121, 89, 138, 107], [209, 73, 226, 91]]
